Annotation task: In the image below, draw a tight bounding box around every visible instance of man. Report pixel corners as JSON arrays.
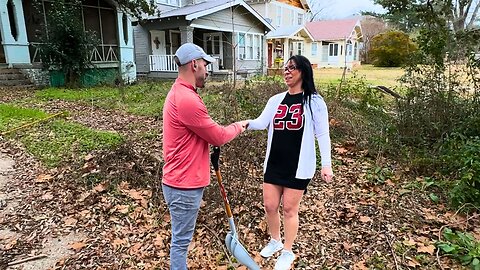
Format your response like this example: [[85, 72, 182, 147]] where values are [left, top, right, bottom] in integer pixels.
[[162, 43, 248, 270]]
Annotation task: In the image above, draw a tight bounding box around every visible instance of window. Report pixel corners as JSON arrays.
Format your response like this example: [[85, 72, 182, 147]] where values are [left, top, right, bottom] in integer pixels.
[[311, 42, 318, 56], [254, 35, 261, 59], [238, 33, 263, 60], [122, 13, 129, 44], [354, 42, 358, 60], [297, 13, 303, 25], [290, 10, 295, 25], [246, 34, 253, 59], [276, 6, 282, 27], [329, 43, 339, 56], [7, 0, 18, 41], [238, 33, 246, 59], [293, 42, 303, 55]]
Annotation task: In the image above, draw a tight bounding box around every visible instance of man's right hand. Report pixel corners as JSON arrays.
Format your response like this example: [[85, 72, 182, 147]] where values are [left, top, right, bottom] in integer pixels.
[[237, 120, 249, 132]]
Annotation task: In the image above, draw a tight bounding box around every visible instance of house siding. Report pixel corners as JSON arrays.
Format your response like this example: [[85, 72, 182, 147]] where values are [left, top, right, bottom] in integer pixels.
[[133, 25, 150, 74], [195, 7, 264, 33]]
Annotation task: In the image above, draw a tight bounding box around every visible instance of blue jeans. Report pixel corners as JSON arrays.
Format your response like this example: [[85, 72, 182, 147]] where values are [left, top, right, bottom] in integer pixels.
[[162, 184, 204, 270]]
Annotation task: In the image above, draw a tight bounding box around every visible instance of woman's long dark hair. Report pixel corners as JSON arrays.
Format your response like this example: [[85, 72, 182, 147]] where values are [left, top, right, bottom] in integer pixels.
[[287, 55, 317, 112]]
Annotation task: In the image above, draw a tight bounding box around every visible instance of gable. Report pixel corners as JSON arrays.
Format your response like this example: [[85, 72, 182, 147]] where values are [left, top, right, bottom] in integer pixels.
[[194, 6, 266, 33]]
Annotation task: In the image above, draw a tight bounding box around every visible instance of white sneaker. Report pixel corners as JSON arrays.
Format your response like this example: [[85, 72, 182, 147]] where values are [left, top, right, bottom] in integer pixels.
[[260, 238, 283, 258], [274, 249, 295, 270]]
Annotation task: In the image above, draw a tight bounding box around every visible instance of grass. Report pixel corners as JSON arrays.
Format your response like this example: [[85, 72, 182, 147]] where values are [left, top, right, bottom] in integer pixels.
[[19, 120, 123, 168], [0, 104, 48, 132], [35, 81, 173, 117], [0, 104, 123, 168], [314, 64, 404, 89]]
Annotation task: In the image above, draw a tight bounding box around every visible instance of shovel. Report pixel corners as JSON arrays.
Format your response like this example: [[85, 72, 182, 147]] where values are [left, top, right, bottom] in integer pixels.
[[211, 146, 260, 270]]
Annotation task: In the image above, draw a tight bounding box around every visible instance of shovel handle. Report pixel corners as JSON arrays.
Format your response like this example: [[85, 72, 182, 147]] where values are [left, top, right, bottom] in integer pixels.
[[215, 170, 233, 218], [211, 147, 233, 218]]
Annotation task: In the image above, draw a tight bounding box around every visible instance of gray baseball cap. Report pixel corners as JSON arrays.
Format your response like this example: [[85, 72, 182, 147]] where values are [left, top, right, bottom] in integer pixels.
[[174, 43, 216, 66]]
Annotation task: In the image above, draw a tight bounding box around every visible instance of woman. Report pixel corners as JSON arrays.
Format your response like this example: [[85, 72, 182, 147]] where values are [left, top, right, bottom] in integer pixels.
[[247, 55, 333, 270]]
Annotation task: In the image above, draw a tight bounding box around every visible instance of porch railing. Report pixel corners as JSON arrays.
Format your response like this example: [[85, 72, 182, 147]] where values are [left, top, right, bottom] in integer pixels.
[[149, 55, 177, 72], [29, 42, 119, 63], [149, 54, 213, 72]]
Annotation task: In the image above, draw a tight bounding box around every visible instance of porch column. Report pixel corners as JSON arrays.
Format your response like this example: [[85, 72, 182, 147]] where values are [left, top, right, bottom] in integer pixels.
[[283, 38, 290, 65], [179, 26, 194, 44], [117, 12, 136, 83], [0, 0, 30, 67]]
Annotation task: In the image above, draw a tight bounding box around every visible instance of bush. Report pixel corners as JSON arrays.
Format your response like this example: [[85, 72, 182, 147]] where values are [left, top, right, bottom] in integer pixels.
[[442, 136, 480, 210], [369, 31, 417, 67]]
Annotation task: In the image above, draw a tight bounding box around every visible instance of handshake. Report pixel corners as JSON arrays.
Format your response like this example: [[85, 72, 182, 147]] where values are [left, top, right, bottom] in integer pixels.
[[237, 120, 249, 132]]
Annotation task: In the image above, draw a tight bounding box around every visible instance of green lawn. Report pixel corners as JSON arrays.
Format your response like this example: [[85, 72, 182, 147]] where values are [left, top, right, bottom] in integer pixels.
[[314, 64, 404, 89]]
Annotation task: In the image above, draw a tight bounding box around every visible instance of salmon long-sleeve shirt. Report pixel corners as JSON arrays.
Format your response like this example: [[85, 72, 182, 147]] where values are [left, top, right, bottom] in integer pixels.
[[162, 78, 243, 189]]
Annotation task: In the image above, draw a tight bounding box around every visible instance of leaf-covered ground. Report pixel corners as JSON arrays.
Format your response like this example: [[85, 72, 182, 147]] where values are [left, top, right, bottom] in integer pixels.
[[1, 90, 479, 270]]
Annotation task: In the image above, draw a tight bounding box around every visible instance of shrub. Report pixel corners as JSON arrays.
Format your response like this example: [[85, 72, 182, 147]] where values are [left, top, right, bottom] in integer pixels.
[[369, 31, 417, 67]]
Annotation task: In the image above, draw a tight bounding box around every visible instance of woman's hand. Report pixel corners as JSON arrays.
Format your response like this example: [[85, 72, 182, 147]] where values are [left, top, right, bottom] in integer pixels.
[[321, 166, 333, 183]]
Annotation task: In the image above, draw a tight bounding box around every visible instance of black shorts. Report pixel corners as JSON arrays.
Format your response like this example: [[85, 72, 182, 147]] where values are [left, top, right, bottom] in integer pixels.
[[264, 174, 311, 191]]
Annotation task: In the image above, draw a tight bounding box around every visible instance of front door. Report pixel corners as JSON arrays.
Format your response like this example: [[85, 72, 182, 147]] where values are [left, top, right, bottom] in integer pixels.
[[268, 43, 273, 68], [170, 31, 180, 55], [150, 30, 166, 55], [203, 33, 223, 68]]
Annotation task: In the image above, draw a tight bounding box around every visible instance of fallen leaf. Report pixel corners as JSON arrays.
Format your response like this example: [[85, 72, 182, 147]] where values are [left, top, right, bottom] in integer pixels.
[[63, 217, 78, 226], [116, 205, 130, 214], [93, 183, 107, 193], [359, 216, 372, 223], [70, 241, 86, 251], [406, 257, 420, 267], [36, 174, 53, 183], [417, 244, 435, 255], [113, 238, 126, 249], [354, 260, 368, 270], [84, 153, 94, 161], [41, 192, 54, 201], [403, 238, 416, 246]]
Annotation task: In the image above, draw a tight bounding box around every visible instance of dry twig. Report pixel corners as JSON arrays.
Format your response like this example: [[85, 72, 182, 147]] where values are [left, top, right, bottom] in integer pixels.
[[7, 254, 48, 266], [385, 234, 400, 270]]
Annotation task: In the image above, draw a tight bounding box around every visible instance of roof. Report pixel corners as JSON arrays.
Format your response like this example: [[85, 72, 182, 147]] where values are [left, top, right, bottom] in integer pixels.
[[266, 25, 314, 40], [154, 0, 274, 31], [306, 18, 361, 41]]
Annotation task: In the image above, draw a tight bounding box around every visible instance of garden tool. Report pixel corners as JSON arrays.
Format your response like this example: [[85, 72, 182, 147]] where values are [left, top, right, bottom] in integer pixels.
[[211, 146, 260, 270]]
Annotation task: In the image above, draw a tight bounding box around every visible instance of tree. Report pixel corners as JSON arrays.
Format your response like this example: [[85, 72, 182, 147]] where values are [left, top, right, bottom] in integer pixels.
[[307, 0, 336, 21], [359, 16, 389, 63], [369, 30, 417, 67], [36, 0, 99, 87], [374, 0, 480, 33]]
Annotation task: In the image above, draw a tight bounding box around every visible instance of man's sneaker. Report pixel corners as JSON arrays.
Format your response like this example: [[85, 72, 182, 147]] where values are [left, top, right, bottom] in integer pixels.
[[274, 249, 295, 270], [260, 238, 283, 258]]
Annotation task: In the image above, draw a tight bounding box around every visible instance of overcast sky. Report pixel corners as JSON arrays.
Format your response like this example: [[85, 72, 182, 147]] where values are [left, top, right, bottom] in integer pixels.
[[309, 0, 386, 19]]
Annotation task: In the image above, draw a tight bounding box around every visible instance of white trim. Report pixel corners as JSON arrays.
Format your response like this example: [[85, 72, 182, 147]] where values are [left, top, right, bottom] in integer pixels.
[[267, 26, 314, 41], [185, 0, 274, 31], [237, 31, 264, 60]]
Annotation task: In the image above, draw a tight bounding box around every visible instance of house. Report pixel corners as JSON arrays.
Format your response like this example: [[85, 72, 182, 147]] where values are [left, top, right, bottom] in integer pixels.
[[305, 18, 363, 69], [0, 0, 136, 87], [246, 0, 312, 68], [133, 0, 274, 79]]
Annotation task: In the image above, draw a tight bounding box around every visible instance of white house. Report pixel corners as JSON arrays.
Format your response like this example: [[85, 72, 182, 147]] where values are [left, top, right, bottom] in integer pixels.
[[133, 0, 274, 78], [305, 18, 363, 69], [247, 0, 311, 68]]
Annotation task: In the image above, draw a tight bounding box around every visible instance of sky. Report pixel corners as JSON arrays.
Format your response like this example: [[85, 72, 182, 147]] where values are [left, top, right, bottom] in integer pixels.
[[308, 0, 386, 19]]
